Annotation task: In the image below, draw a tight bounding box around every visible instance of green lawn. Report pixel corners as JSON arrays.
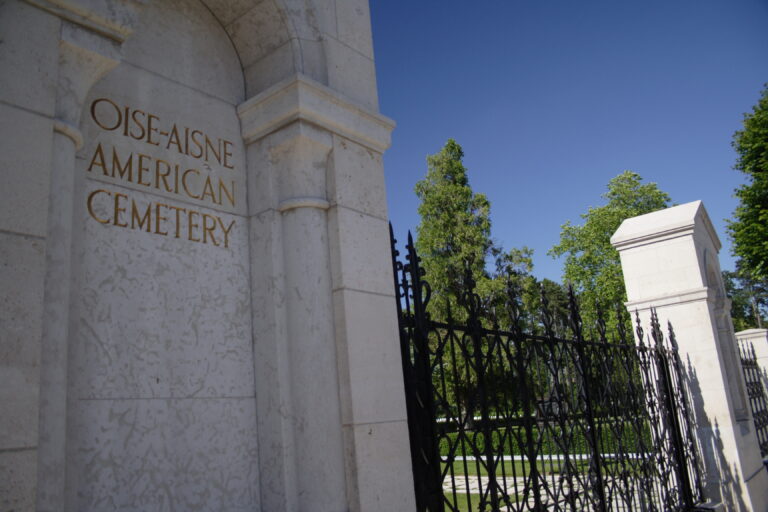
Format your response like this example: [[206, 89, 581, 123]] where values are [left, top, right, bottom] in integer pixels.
[[443, 458, 593, 478], [441, 457, 646, 510], [443, 492, 522, 512], [444, 493, 482, 512], [438, 422, 653, 460]]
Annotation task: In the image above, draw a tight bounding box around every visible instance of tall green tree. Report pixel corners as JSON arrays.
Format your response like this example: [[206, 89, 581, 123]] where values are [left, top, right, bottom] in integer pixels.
[[728, 85, 768, 281], [486, 247, 570, 336], [548, 171, 671, 335], [414, 139, 493, 319], [413, 139, 496, 414], [487, 246, 535, 326]]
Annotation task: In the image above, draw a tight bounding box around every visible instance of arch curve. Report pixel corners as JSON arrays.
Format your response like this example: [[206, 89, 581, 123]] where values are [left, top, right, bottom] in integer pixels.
[[199, 0, 329, 99]]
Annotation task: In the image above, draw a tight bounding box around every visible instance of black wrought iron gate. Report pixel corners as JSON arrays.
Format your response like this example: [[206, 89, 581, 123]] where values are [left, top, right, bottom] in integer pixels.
[[738, 341, 768, 458], [391, 228, 704, 512]]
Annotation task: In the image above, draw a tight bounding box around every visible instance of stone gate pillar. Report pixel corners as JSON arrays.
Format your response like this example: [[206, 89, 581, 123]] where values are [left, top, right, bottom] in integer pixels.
[[611, 200, 768, 511], [239, 75, 415, 512]]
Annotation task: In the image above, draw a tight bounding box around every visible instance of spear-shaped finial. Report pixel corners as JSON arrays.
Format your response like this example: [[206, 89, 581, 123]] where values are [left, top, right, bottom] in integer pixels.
[[566, 284, 583, 341], [540, 283, 555, 337], [595, 304, 607, 343], [616, 306, 629, 345], [634, 310, 645, 347]]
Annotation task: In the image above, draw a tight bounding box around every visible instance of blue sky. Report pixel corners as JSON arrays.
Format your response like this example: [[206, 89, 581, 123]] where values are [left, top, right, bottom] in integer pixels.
[[370, 0, 768, 281]]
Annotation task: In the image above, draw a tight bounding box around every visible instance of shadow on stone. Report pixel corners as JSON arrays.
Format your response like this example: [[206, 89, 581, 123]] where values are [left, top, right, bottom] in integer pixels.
[[685, 356, 748, 510]]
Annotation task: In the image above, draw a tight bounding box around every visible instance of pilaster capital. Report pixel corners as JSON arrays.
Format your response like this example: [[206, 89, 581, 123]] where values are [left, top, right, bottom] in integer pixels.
[[24, 0, 146, 42], [624, 286, 715, 312], [29, 0, 146, 138], [55, 21, 122, 140], [237, 73, 395, 153]]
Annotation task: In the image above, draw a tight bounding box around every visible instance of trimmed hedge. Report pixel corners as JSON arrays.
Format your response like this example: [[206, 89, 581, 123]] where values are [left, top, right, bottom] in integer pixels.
[[438, 420, 653, 459]]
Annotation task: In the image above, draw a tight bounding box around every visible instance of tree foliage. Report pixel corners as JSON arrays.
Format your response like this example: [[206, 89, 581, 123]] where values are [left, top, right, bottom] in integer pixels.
[[728, 85, 768, 281], [549, 171, 671, 334], [723, 269, 767, 331], [414, 139, 493, 319]]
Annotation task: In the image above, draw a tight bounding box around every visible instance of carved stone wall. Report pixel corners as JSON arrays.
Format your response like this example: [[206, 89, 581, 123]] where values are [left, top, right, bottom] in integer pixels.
[[0, 1, 415, 510]]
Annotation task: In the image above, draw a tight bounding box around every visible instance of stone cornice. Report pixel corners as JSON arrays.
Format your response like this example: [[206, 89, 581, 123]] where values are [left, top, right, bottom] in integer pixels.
[[611, 200, 721, 252], [624, 286, 714, 312], [612, 223, 695, 251], [735, 328, 768, 341], [237, 73, 396, 153]]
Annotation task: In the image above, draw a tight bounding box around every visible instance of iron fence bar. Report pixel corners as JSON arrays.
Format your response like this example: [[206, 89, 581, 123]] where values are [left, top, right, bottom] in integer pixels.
[[462, 274, 501, 511], [738, 341, 768, 459], [617, 312, 656, 509], [650, 310, 695, 509], [507, 281, 544, 510], [637, 312, 675, 510], [567, 288, 608, 512], [407, 233, 445, 512], [539, 289, 577, 511], [667, 322, 705, 504]]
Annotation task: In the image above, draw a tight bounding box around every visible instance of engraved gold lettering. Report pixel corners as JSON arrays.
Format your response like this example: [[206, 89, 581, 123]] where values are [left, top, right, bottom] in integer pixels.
[[146, 114, 160, 146], [122, 106, 130, 137], [85, 186, 234, 250], [87, 189, 111, 224], [131, 200, 152, 232], [204, 135, 221, 165], [190, 130, 204, 158], [167, 204, 186, 238], [200, 176, 217, 204], [202, 213, 219, 246], [87, 143, 108, 175], [166, 124, 182, 153], [217, 216, 235, 249], [223, 140, 234, 169], [154, 203, 168, 236], [137, 153, 151, 186], [114, 192, 128, 227], [130, 109, 146, 140], [90, 98, 121, 131], [188, 210, 201, 242], [182, 168, 200, 199], [219, 179, 235, 207], [155, 159, 173, 193], [85, 98, 240, 250], [111, 148, 133, 181]]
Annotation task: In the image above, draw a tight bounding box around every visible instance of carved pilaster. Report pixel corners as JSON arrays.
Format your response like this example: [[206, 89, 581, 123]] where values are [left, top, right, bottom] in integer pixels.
[[238, 74, 413, 512], [36, 5, 142, 510]]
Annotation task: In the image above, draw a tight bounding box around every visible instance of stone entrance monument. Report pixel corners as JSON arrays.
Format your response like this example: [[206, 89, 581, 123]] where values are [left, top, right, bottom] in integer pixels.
[[0, 1, 415, 510], [612, 201, 768, 511]]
